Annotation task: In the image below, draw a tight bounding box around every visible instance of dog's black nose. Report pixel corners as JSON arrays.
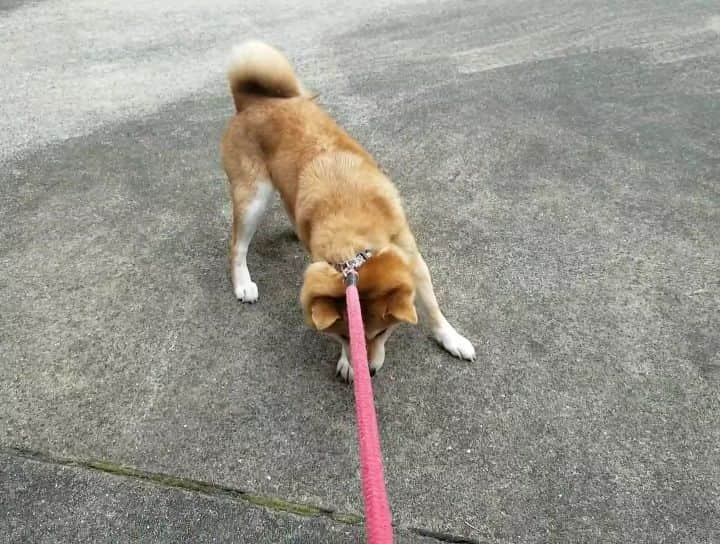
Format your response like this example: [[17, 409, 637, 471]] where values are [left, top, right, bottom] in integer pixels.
[[369, 368, 376, 377]]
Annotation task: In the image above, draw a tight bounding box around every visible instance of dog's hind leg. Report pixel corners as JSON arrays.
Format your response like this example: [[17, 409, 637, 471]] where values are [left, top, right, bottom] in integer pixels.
[[228, 174, 274, 303]]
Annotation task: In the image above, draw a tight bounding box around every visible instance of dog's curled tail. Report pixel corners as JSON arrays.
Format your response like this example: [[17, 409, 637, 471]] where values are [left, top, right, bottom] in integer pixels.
[[227, 41, 303, 112]]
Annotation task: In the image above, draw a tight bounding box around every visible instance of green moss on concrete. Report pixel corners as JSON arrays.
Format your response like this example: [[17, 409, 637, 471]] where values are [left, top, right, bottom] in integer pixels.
[[9, 447, 363, 526]]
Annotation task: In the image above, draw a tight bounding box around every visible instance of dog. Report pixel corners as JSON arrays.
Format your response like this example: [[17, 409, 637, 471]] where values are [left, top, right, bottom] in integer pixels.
[[220, 41, 475, 382]]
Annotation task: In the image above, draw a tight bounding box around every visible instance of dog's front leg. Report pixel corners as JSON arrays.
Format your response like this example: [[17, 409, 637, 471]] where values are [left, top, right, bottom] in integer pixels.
[[334, 338, 353, 383], [413, 254, 476, 360]]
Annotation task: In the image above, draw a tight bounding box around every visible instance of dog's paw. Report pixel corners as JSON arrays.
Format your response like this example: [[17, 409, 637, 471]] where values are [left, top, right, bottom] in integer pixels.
[[369, 346, 385, 377], [234, 280, 259, 303], [435, 325, 476, 361], [336, 354, 353, 383]]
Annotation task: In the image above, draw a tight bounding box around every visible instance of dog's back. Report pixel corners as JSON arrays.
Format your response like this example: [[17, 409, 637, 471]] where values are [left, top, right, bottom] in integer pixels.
[[221, 42, 388, 255]]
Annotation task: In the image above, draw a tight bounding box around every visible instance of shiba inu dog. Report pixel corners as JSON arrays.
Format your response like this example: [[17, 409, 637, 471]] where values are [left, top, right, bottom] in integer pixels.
[[221, 41, 475, 382]]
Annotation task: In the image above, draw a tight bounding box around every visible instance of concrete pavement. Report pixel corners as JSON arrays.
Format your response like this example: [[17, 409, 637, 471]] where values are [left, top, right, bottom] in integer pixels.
[[2, 0, 719, 542]]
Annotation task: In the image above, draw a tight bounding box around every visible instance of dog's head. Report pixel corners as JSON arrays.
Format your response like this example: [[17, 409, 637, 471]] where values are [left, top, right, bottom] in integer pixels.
[[300, 248, 417, 354]]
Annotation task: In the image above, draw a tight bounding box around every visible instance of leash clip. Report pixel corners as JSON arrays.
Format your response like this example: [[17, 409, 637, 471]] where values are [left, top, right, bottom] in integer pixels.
[[335, 249, 373, 285], [344, 270, 359, 286]]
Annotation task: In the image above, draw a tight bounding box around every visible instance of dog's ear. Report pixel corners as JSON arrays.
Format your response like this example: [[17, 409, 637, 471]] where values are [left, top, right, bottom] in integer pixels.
[[359, 247, 418, 325], [310, 297, 341, 330], [300, 262, 345, 330], [384, 288, 418, 324]]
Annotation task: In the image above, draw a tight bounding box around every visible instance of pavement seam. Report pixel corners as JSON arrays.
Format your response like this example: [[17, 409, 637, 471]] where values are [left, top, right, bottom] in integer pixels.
[[3, 446, 481, 544], [408, 527, 483, 544], [4, 446, 361, 523]]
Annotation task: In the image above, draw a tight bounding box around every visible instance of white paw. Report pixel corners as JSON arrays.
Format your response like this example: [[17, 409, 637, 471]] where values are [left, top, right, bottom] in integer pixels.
[[234, 280, 259, 303], [336, 354, 353, 383], [435, 325, 476, 361], [369, 347, 385, 377]]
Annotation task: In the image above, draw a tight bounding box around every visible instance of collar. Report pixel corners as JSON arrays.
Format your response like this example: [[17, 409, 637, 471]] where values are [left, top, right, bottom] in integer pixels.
[[334, 249, 373, 282]]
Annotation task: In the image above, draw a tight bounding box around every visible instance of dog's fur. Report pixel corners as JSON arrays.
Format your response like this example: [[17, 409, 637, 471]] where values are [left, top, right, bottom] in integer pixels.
[[220, 41, 475, 381]]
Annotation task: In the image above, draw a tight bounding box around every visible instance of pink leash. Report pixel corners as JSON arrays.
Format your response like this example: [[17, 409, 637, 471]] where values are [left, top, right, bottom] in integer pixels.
[[345, 272, 394, 543]]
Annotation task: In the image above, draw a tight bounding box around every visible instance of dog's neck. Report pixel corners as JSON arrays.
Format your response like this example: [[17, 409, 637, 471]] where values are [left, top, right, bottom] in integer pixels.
[[310, 236, 384, 265], [307, 216, 390, 264], [332, 249, 373, 278]]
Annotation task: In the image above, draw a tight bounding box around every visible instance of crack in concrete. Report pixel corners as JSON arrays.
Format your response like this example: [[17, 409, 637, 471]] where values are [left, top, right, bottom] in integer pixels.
[[4, 446, 361, 524], [4, 446, 480, 544], [410, 527, 482, 543]]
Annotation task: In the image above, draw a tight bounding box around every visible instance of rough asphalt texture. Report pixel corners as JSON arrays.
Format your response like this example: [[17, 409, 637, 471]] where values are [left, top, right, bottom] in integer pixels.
[[2, 1, 719, 543]]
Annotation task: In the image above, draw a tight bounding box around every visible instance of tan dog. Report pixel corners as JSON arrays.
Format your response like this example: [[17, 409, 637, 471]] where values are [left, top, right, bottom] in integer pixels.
[[220, 41, 475, 381]]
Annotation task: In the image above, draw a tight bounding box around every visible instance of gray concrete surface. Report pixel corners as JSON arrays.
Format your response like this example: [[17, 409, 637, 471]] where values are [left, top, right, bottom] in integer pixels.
[[1, 451, 437, 543], [1, 0, 719, 543]]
